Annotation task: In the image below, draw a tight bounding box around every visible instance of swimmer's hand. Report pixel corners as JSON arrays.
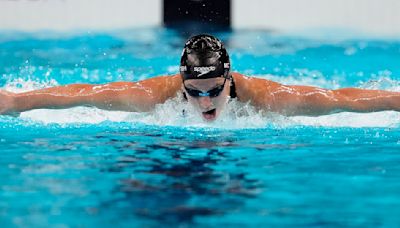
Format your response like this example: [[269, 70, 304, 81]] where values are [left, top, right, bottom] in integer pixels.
[[0, 90, 20, 117]]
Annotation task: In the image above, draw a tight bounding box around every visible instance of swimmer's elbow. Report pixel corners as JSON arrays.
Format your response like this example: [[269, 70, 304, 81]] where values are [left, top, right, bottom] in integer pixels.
[[282, 93, 345, 116], [332, 89, 375, 112]]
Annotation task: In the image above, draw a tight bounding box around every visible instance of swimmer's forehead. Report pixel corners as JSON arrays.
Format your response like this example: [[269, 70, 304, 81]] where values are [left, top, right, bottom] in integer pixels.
[[184, 77, 225, 89]]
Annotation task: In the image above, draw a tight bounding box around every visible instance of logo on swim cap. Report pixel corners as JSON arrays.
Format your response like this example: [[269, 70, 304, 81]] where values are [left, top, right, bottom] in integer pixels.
[[180, 34, 231, 81], [193, 66, 216, 77]]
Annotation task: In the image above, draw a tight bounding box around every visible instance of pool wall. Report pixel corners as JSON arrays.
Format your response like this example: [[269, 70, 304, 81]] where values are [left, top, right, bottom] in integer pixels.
[[0, 0, 162, 31], [0, 0, 400, 37], [233, 0, 400, 37]]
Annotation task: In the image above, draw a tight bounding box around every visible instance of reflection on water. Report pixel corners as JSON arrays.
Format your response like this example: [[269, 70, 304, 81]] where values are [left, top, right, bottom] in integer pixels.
[[98, 131, 263, 225]]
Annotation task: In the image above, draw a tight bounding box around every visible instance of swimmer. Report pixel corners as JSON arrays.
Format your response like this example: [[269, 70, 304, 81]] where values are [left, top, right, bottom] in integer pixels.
[[1, 34, 400, 121]]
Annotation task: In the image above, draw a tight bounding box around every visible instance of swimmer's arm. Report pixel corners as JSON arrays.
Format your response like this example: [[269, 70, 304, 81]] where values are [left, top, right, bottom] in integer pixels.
[[2, 75, 182, 114], [8, 83, 155, 113], [267, 84, 400, 116]]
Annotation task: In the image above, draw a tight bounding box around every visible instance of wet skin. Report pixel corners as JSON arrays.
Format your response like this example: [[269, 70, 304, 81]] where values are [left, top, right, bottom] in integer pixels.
[[2, 72, 400, 118]]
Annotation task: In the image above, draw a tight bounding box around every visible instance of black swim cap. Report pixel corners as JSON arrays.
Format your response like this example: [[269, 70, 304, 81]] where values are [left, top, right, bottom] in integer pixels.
[[180, 34, 230, 81]]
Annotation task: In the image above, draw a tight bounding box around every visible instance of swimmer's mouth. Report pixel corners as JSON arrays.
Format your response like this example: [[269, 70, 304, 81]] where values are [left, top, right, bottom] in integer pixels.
[[202, 108, 217, 121]]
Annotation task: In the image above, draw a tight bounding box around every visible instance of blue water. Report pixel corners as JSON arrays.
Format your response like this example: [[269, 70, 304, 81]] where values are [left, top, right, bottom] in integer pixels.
[[1, 28, 400, 227]]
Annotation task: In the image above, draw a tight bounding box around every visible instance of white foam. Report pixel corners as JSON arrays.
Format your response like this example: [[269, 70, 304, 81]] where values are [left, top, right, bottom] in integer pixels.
[[290, 111, 400, 128], [4, 78, 59, 93], [20, 108, 131, 124], [18, 98, 400, 129]]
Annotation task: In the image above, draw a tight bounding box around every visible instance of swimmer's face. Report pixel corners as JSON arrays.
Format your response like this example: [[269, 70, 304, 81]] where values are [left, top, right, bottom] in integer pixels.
[[183, 77, 230, 121]]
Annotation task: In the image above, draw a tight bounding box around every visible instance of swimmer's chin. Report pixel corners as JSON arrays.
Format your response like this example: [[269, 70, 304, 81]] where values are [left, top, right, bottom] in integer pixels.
[[201, 108, 218, 121]]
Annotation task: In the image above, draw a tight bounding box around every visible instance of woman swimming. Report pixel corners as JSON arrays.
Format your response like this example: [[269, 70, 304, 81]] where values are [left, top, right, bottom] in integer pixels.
[[1, 34, 400, 121]]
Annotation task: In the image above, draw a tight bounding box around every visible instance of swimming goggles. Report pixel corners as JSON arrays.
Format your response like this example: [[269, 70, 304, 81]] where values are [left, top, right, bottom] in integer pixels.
[[184, 78, 227, 97]]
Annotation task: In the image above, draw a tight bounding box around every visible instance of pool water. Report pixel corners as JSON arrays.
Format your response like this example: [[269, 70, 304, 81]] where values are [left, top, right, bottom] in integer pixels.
[[1, 28, 400, 227]]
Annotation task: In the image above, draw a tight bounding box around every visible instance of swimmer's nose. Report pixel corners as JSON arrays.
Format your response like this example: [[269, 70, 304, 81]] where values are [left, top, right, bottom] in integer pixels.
[[198, 96, 213, 109]]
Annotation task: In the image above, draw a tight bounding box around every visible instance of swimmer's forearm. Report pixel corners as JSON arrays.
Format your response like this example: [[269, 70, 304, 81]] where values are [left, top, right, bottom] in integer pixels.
[[291, 88, 400, 115], [271, 86, 400, 116], [12, 84, 101, 112], [11, 84, 146, 112], [332, 88, 400, 113], [11, 79, 176, 113]]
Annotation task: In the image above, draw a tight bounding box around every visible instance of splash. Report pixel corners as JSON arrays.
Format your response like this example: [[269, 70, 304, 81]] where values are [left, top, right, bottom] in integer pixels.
[[4, 77, 59, 93]]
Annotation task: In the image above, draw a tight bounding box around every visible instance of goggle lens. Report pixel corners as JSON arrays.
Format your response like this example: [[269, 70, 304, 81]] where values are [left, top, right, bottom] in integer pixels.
[[184, 79, 227, 97]]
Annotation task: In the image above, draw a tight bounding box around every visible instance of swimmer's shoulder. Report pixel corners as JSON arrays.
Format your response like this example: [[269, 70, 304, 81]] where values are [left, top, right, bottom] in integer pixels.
[[139, 74, 183, 101], [135, 74, 181, 89], [107, 74, 182, 104], [231, 72, 280, 102], [108, 74, 182, 93]]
